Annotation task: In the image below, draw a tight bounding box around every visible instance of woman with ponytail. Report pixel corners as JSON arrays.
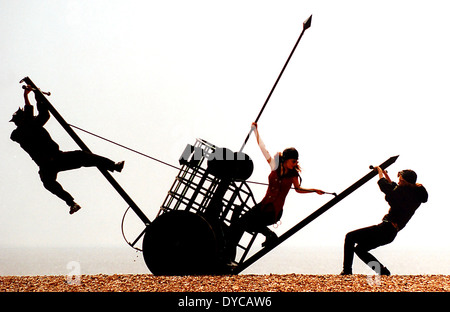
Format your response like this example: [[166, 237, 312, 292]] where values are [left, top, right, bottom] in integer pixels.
[[227, 123, 325, 256]]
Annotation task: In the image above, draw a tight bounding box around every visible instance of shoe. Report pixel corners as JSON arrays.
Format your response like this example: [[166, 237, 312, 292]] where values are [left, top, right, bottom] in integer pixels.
[[340, 269, 353, 275], [69, 203, 81, 215], [380, 266, 391, 276], [261, 232, 278, 247], [115, 161, 125, 172]]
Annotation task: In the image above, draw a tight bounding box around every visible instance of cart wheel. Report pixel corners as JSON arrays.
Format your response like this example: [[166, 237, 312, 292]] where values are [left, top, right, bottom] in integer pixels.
[[142, 210, 220, 275]]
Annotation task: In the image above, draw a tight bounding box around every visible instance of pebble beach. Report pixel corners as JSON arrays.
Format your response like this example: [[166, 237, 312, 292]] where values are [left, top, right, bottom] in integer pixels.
[[1, 274, 449, 292]]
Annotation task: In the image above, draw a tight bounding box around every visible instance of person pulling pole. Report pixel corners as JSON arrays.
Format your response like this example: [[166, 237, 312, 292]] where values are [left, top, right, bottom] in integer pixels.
[[340, 166, 428, 275]]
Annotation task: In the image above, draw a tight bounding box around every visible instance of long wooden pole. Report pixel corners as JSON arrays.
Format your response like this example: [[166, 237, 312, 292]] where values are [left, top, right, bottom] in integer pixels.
[[239, 15, 312, 152]]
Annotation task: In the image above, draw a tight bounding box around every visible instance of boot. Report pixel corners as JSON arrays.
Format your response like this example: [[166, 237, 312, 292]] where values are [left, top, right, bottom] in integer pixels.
[[69, 202, 81, 215], [261, 230, 278, 247], [379, 266, 391, 276], [114, 161, 125, 172], [340, 268, 353, 275]]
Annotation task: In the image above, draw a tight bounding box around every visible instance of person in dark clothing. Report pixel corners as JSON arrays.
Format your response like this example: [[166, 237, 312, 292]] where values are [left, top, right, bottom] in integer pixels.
[[10, 87, 125, 214], [226, 123, 324, 259], [340, 166, 428, 275]]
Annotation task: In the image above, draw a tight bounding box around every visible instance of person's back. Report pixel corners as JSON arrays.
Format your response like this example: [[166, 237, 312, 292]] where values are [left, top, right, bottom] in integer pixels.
[[10, 98, 60, 166], [378, 173, 428, 231]]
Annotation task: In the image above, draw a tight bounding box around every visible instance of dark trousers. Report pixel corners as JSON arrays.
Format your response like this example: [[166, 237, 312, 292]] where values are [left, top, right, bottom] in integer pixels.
[[226, 203, 278, 260], [38, 150, 116, 206], [343, 222, 397, 272]]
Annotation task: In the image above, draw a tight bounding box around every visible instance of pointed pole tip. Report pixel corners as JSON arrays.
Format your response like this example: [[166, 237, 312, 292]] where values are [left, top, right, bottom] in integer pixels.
[[19, 76, 29, 84], [303, 14, 312, 30]]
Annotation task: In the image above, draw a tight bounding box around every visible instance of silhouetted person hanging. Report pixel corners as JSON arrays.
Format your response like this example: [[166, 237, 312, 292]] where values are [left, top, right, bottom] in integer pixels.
[[10, 86, 125, 214], [340, 166, 428, 275]]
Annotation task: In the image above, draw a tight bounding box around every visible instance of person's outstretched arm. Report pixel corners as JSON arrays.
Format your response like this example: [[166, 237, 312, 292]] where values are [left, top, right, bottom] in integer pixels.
[[252, 122, 278, 170]]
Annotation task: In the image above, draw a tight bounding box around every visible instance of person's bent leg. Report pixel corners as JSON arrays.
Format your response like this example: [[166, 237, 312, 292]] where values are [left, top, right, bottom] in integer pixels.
[[341, 224, 381, 275], [260, 226, 277, 247], [58, 150, 123, 172], [354, 245, 390, 275], [354, 223, 397, 275], [39, 169, 80, 213], [342, 231, 357, 274]]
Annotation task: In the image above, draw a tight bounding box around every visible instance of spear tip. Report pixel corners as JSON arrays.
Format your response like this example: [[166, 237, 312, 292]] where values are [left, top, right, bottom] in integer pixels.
[[303, 14, 312, 30]]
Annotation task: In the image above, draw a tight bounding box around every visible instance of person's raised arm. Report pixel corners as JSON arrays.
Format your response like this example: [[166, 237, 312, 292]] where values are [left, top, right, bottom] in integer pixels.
[[23, 86, 32, 108], [375, 166, 396, 194], [375, 166, 391, 182], [28, 88, 50, 126], [252, 122, 277, 170]]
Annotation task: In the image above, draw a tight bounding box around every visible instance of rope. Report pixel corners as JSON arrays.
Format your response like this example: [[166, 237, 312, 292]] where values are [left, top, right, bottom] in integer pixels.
[[68, 124, 334, 248], [68, 123, 271, 187], [69, 124, 180, 170]]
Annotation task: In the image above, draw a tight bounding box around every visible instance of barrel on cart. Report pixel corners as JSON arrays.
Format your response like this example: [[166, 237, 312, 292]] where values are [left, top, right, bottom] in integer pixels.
[[142, 139, 259, 275]]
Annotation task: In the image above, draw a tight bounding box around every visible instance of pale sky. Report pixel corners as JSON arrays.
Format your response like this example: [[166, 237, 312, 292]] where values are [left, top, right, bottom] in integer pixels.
[[1, 0, 449, 272]]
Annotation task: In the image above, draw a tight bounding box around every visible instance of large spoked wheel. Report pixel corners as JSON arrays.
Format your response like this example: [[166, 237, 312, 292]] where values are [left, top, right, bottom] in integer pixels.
[[142, 210, 220, 275]]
